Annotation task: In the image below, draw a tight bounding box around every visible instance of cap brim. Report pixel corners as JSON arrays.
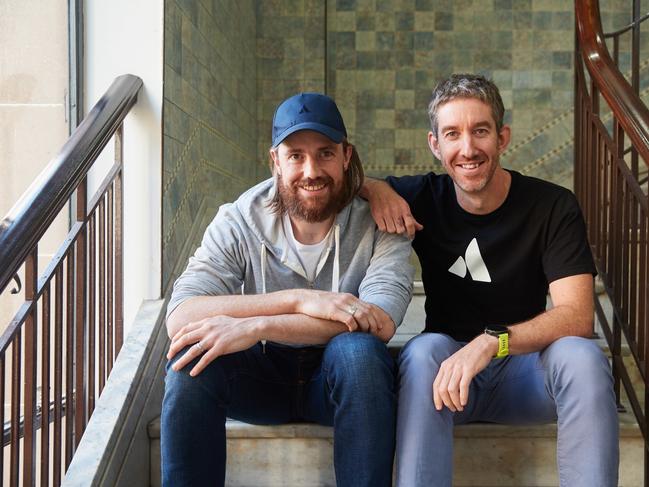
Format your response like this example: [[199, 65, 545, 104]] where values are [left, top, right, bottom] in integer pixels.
[[272, 122, 345, 148]]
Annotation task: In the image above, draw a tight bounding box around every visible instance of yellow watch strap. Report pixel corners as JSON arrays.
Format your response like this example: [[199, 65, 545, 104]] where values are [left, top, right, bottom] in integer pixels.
[[495, 333, 509, 358]]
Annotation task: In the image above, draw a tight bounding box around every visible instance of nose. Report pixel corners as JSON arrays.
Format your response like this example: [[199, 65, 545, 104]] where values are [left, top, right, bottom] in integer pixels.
[[302, 154, 322, 179], [459, 133, 479, 159]]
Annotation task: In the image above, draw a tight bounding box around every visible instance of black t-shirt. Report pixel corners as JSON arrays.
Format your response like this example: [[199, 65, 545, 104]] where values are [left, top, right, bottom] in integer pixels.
[[386, 170, 596, 342]]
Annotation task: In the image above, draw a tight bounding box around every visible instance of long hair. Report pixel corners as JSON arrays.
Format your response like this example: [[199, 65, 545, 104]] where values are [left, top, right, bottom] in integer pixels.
[[267, 139, 364, 216]]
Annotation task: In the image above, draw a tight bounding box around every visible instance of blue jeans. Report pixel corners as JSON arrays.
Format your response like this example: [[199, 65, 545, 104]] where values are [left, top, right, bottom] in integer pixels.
[[396, 333, 619, 487], [161, 333, 397, 487]]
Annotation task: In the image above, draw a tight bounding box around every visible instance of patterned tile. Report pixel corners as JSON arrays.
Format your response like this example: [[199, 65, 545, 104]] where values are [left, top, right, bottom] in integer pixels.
[[162, 0, 261, 289], [325, 0, 586, 183], [162, 0, 642, 289]]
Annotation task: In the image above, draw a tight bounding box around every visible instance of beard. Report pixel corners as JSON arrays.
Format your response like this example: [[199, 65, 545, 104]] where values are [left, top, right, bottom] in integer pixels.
[[277, 174, 347, 223]]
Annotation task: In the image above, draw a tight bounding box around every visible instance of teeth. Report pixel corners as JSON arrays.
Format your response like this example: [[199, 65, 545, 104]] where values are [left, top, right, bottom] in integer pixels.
[[460, 163, 480, 169], [302, 184, 325, 191]]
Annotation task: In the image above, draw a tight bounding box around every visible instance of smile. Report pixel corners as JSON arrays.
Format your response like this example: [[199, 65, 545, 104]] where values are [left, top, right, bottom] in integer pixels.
[[300, 183, 326, 191], [457, 162, 483, 170]]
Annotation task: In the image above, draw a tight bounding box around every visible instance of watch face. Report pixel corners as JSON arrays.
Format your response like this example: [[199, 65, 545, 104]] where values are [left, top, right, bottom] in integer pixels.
[[485, 325, 509, 335]]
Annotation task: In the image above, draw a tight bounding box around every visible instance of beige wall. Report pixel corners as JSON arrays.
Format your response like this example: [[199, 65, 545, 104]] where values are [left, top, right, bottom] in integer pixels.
[[85, 0, 164, 328], [0, 0, 69, 328]]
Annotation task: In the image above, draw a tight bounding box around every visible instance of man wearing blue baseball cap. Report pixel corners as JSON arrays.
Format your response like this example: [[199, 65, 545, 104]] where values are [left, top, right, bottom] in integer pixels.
[[160, 93, 414, 486]]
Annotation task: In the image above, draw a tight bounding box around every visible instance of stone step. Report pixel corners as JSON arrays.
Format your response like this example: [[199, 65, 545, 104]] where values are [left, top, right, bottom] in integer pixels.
[[148, 413, 642, 487]]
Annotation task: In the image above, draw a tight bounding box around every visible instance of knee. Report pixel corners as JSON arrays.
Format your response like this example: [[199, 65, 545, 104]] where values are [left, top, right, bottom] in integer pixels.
[[325, 332, 392, 365], [398, 333, 458, 374], [542, 337, 613, 395], [164, 346, 228, 405], [323, 333, 394, 386]]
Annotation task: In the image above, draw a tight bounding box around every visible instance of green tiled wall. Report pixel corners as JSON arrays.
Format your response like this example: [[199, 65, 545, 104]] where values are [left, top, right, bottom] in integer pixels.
[[163, 0, 648, 288], [327, 0, 577, 183], [255, 0, 327, 162], [162, 0, 262, 290], [325, 0, 649, 184]]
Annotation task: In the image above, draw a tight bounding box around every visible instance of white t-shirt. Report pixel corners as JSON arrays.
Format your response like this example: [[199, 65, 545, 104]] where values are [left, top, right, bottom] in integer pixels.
[[282, 213, 332, 282]]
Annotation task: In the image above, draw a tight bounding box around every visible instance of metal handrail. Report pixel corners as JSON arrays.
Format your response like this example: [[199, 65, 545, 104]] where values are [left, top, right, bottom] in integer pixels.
[[603, 10, 649, 38], [575, 1, 649, 167], [0, 74, 143, 295]]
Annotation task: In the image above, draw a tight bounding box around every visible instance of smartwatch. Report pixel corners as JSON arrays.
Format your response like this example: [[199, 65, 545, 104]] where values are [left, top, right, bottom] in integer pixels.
[[484, 325, 510, 358]]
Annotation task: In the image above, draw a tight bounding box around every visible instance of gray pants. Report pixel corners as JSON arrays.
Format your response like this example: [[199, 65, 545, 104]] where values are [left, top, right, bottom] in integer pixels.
[[395, 334, 619, 487]]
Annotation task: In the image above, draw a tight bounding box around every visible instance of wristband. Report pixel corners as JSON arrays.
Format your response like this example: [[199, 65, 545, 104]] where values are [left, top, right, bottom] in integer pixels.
[[484, 325, 510, 358]]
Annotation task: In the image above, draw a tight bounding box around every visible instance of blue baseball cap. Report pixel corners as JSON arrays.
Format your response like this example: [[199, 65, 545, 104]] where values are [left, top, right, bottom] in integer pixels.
[[272, 93, 347, 148]]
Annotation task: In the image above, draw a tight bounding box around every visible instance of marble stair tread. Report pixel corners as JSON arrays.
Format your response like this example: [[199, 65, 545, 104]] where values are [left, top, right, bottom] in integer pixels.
[[147, 411, 641, 440], [148, 414, 642, 487]]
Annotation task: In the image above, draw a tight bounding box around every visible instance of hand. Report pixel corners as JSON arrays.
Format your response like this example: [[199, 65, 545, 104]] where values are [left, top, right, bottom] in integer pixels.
[[167, 315, 260, 376], [296, 290, 386, 335], [366, 179, 423, 238], [432, 334, 498, 412]]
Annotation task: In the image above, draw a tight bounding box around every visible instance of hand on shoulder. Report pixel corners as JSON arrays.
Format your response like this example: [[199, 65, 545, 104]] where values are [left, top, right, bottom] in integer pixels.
[[362, 178, 423, 238]]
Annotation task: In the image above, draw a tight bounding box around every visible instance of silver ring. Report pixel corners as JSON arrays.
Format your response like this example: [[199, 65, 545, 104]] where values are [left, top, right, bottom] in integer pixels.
[[195, 341, 204, 353], [347, 305, 358, 317]]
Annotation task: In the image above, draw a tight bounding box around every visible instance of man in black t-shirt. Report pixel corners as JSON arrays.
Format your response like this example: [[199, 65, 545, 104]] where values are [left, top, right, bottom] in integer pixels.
[[361, 74, 618, 487]]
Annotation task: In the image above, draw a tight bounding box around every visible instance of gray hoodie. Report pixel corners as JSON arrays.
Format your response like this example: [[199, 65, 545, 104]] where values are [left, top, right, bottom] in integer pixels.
[[168, 178, 414, 329]]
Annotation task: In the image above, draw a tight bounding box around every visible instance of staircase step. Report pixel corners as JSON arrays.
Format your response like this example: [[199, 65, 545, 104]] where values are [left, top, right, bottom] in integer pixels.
[[148, 413, 641, 487]]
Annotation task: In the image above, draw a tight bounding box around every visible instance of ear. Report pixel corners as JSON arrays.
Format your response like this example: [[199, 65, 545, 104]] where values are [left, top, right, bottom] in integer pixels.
[[343, 143, 352, 171], [270, 148, 281, 175], [497, 125, 511, 154], [427, 131, 442, 160]]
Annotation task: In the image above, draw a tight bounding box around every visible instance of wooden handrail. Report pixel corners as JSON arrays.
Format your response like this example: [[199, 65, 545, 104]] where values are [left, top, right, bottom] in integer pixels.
[[575, 0, 649, 166], [0, 74, 143, 295], [575, 2, 649, 484]]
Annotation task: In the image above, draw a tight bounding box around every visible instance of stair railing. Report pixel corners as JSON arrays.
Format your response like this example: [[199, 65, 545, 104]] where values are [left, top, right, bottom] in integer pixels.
[[574, 1, 649, 484], [0, 74, 143, 486]]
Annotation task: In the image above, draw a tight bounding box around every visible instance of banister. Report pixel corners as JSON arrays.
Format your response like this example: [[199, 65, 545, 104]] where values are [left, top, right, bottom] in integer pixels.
[[603, 10, 649, 38], [0, 74, 143, 295], [575, 0, 649, 165], [575, 2, 649, 484]]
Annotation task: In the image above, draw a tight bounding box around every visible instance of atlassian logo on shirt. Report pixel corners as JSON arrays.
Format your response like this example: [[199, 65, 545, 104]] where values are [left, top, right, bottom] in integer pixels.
[[448, 238, 492, 283]]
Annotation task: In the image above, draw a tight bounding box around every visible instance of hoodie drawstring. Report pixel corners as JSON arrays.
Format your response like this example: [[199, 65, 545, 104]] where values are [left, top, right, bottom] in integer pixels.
[[261, 242, 267, 294], [332, 225, 340, 293], [260, 242, 267, 353]]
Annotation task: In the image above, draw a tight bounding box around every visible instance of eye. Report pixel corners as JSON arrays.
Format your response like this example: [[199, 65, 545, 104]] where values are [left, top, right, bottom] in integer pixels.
[[288, 153, 302, 162], [444, 131, 459, 139], [474, 128, 489, 136], [319, 150, 335, 159]]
